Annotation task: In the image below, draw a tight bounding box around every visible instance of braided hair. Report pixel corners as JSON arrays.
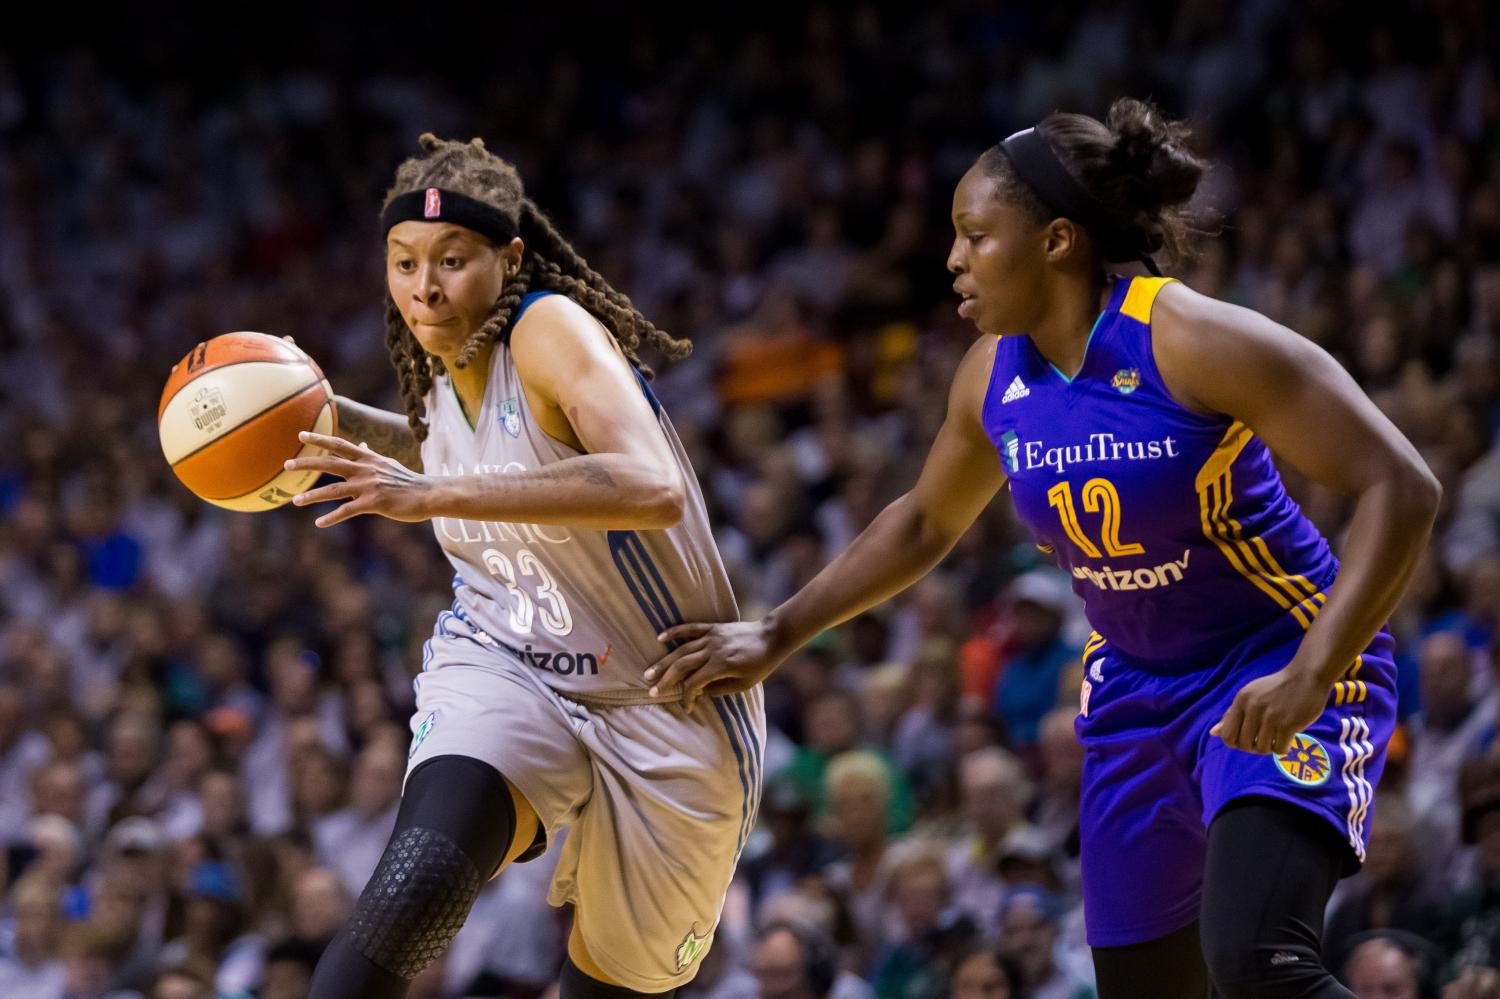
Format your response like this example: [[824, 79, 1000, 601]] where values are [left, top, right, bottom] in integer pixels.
[[380, 134, 691, 442]]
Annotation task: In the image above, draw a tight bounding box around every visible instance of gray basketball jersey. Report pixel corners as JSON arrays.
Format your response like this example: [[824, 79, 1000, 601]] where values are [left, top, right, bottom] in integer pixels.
[[419, 293, 738, 704]]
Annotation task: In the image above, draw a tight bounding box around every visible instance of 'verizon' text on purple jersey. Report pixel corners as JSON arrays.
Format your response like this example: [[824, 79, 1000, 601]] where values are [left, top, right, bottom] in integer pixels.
[[982, 276, 1339, 663]]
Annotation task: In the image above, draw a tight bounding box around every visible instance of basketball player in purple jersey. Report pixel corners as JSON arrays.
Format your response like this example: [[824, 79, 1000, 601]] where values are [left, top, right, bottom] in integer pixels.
[[646, 99, 1440, 997]]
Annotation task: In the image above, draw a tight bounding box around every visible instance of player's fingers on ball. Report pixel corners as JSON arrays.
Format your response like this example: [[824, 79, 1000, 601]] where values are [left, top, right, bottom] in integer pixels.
[[285, 454, 359, 478], [298, 431, 362, 458], [293, 482, 357, 506]]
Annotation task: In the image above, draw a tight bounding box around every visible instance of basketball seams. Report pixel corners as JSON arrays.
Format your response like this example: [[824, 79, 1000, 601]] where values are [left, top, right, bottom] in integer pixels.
[[158, 333, 319, 421], [165, 375, 325, 467], [187, 400, 336, 510], [225, 400, 335, 502], [172, 381, 328, 474]]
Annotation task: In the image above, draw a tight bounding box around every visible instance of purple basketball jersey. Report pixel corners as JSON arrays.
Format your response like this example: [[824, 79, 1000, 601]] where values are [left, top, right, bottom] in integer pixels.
[[981, 276, 1338, 663], [983, 276, 1397, 948]]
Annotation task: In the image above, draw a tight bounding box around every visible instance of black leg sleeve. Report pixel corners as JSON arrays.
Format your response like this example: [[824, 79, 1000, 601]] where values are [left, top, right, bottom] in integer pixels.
[[1200, 795, 1354, 999], [1092, 919, 1211, 999], [308, 754, 519, 999]]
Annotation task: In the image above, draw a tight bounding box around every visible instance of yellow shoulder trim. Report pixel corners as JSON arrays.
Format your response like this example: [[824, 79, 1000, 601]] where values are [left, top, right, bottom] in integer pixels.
[[1119, 276, 1178, 325]]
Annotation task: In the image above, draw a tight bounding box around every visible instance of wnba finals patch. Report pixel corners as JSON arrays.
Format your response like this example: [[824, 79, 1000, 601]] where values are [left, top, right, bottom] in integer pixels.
[[1111, 368, 1141, 394], [1273, 733, 1330, 786]]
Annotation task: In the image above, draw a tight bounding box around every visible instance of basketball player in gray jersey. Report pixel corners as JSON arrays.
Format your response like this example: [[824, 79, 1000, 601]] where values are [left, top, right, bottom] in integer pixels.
[[286, 135, 763, 999]]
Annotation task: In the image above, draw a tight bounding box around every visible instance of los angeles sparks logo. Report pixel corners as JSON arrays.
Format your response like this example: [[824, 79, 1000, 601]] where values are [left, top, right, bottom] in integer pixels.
[[1112, 368, 1141, 394], [1274, 733, 1330, 786]]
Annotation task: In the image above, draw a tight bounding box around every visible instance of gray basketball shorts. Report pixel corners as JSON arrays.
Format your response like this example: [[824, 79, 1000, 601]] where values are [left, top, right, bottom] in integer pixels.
[[406, 611, 765, 992]]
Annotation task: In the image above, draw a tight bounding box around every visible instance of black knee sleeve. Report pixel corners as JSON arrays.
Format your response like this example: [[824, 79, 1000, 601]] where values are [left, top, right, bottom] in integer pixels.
[[395, 755, 521, 877], [325, 755, 522, 986], [348, 826, 481, 977], [1201, 797, 1353, 999], [559, 958, 677, 999]]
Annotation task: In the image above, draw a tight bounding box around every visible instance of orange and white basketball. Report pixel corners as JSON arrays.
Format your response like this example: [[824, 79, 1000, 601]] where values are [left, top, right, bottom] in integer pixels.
[[158, 332, 337, 511]]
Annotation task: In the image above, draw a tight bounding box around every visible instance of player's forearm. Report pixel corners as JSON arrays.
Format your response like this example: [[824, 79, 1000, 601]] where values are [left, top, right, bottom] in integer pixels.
[[334, 397, 423, 472], [764, 491, 959, 659], [1291, 465, 1441, 687], [423, 455, 685, 530]]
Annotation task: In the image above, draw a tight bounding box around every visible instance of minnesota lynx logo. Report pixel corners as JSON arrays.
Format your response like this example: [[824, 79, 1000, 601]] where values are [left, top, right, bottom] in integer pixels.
[[498, 398, 521, 438], [675, 927, 709, 971], [409, 711, 437, 759], [191, 386, 228, 433]]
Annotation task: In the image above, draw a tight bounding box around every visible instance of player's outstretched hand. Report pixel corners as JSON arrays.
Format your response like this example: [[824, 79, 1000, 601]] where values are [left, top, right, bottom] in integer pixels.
[[644, 620, 786, 711], [285, 431, 433, 528], [1210, 667, 1329, 756]]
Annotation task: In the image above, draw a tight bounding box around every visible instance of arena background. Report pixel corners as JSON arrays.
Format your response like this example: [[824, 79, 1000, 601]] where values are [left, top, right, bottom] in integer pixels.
[[1, 2, 1498, 997]]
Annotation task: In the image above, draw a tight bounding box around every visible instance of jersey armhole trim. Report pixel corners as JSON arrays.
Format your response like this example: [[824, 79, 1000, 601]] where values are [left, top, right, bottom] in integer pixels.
[[978, 337, 1007, 444], [500, 290, 558, 346], [1120, 277, 1177, 324], [1137, 280, 1233, 429]]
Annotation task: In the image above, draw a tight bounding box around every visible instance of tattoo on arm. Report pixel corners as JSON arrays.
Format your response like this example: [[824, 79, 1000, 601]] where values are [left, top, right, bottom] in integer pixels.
[[334, 397, 423, 471], [581, 460, 617, 488]]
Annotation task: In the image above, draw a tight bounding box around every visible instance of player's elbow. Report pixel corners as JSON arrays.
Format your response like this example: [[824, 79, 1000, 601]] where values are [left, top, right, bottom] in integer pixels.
[[639, 474, 687, 529], [1390, 456, 1442, 523]]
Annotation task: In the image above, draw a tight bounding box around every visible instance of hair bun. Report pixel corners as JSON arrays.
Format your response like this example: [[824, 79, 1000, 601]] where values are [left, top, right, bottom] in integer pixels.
[[1105, 98, 1204, 213]]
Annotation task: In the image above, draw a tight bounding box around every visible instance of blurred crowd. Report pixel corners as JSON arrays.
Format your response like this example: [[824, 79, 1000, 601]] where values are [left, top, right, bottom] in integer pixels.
[[2, 2, 1499, 997]]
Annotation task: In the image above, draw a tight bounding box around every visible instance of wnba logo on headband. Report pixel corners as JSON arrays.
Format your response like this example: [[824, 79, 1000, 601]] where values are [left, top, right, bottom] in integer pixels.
[[382, 187, 520, 245]]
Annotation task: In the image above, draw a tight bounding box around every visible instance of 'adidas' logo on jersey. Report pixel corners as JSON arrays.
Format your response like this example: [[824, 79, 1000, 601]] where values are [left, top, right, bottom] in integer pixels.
[[1001, 375, 1030, 403]]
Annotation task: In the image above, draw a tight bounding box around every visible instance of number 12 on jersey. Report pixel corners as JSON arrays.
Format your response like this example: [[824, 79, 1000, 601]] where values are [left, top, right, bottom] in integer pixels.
[[1047, 478, 1144, 558]]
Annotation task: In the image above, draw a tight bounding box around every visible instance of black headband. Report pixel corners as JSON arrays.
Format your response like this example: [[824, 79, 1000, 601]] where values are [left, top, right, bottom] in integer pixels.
[[381, 187, 520, 246], [998, 127, 1163, 276]]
